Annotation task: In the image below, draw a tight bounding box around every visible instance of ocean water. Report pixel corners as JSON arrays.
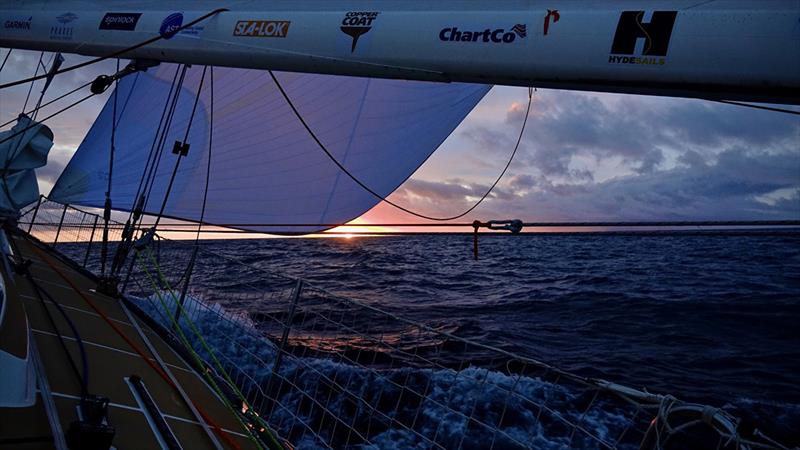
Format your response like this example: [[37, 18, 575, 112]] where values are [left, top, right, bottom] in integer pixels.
[[65, 231, 800, 446], [183, 232, 800, 445]]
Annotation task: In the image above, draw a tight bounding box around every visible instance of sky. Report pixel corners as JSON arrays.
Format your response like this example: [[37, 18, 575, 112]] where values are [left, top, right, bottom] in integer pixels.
[[1, 49, 798, 235]]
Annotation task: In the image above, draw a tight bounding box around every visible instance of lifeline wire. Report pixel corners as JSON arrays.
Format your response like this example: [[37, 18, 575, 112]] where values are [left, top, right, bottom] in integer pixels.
[[268, 70, 533, 222]]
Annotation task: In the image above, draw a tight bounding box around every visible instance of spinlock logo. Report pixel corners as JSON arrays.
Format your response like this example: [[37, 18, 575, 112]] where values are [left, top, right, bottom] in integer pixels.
[[234, 20, 290, 37], [609, 11, 677, 66], [99, 12, 142, 31], [4, 16, 32, 30], [439, 24, 527, 43], [340, 11, 379, 52], [160, 12, 183, 39]]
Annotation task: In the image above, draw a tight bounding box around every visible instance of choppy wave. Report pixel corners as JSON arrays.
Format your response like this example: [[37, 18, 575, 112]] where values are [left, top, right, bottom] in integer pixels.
[[134, 295, 638, 449]]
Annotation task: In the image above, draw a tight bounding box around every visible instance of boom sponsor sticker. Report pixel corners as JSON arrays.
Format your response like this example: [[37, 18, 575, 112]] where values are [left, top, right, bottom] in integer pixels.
[[3, 16, 32, 31], [340, 11, 379, 52], [160, 12, 183, 39], [609, 11, 678, 66], [233, 20, 290, 37], [99, 12, 142, 31], [51, 12, 78, 40], [439, 24, 527, 43]]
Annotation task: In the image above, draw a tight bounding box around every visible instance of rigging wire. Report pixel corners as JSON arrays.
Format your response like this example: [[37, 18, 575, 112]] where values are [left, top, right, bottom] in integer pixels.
[[196, 67, 214, 243], [0, 81, 92, 129], [0, 9, 228, 91], [100, 59, 120, 276], [711, 99, 800, 116], [153, 65, 208, 228], [268, 70, 533, 222], [0, 48, 12, 73], [0, 91, 97, 146], [143, 65, 189, 212], [20, 52, 44, 113]]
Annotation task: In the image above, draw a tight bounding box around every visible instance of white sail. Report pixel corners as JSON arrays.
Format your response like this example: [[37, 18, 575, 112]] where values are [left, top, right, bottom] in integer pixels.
[[49, 65, 490, 233]]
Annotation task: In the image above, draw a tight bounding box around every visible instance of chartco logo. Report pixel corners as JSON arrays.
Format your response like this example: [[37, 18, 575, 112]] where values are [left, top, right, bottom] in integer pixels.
[[439, 24, 527, 43], [609, 11, 677, 66], [99, 12, 142, 31], [340, 11, 379, 52], [234, 20, 290, 37], [3, 16, 32, 30]]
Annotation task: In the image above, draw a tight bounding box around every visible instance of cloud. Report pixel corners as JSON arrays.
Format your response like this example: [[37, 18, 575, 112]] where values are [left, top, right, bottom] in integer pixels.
[[385, 148, 800, 222]]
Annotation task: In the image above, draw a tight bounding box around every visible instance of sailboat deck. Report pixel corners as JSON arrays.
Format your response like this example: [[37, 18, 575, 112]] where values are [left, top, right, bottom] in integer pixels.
[[0, 232, 260, 449]]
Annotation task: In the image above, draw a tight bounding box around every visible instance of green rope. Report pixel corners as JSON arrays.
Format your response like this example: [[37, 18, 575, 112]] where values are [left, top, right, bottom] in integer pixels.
[[139, 248, 285, 450], [137, 256, 267, 450]]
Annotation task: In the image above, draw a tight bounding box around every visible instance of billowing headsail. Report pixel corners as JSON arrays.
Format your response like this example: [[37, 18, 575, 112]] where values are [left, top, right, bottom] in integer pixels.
[[50, 65, 490, 233]]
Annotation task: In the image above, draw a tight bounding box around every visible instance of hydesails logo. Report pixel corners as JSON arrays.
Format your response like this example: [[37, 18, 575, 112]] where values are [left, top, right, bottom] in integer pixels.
[[340, 11, 379, 53], [160, 12, 183, 39], [609, 11, 678, 66], [439, 24, 527, 43]]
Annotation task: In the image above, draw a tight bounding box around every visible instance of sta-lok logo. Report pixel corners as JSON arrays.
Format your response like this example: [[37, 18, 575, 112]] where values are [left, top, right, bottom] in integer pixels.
[[234, 20, 291, 37]]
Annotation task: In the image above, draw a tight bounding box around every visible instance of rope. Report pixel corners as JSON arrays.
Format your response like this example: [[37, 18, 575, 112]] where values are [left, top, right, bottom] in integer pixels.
[[137, 259, 266, 450], [154, 65, 207, 228], [0, 9, 228, 91], [711, 99, 800, 116], [143, 65, 189, 213], [138, 248, 285, 450], [26, 241, 244, 450], [100, 59, 120, 276], [0, 48, 11, 73], [196, 66, 214, 243], [0, 91, 97, 146], [0, 81, 92, 129], [268, 71, 533, 222]]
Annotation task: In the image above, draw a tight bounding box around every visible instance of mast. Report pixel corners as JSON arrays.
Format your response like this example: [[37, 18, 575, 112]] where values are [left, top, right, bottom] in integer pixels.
[[1, 0, 798, 104]]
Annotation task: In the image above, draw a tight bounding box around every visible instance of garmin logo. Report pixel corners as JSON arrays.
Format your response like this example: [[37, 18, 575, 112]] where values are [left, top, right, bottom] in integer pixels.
[[234, 20, 290, 37], [99, 12, 142, 31], [609, 11, 677, 65], [4, 16, 32, 30], [439, 24, 527, 43]]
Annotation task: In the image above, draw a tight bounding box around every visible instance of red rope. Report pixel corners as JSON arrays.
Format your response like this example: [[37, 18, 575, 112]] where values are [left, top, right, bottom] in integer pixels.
[[29, 243, 244, 450]]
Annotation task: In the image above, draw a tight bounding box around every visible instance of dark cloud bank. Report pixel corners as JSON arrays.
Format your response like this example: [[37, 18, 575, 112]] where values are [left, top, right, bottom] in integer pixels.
[[393, 91, 800, 221]]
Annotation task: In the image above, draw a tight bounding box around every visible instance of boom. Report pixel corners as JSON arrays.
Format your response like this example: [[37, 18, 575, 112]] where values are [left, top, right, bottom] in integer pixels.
[[1, 0, 798, 103]]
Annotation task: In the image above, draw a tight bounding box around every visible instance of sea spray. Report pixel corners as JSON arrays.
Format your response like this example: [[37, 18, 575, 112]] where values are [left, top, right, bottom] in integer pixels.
[[133, 294, 637, 449]]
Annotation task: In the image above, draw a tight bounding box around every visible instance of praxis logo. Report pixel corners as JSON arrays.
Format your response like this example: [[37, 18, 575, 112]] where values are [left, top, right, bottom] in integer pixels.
[[56, 12, 78, 24], [160, 12, 183, 39], [439, 24, 527, 43]]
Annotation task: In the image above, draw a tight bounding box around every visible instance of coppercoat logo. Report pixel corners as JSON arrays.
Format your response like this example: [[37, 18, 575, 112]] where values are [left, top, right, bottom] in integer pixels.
[[234, 20, 290, 37], [609, 11, 677, 66], [99, 12, 142, 31], [340, 11, 379, 52], [439, 24, 527, 43]]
